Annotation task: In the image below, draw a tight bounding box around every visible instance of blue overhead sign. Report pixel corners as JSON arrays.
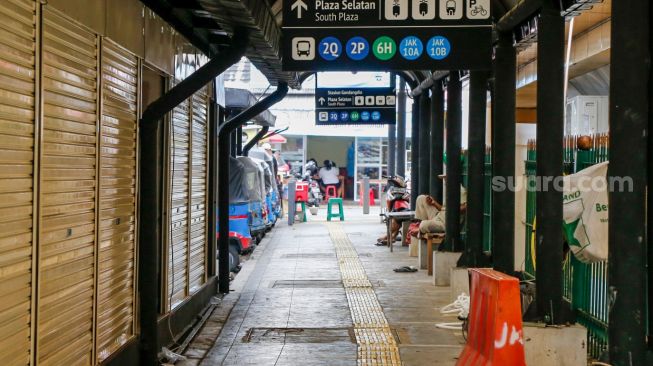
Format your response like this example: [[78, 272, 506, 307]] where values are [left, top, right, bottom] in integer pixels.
[[282, 0, 491, 71], [315, 72, 396, 125]]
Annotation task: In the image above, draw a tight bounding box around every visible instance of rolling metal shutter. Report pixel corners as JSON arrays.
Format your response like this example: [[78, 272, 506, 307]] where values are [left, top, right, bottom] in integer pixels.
[[188, 89, 208, 292], [38, 8, 98, 365], [168, 97, 190, 309], [0, 0, 36, 365], [96, 40, 138, 362]]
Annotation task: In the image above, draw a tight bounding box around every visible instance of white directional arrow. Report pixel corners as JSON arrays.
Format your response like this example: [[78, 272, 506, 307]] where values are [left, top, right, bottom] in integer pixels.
[[318, 97, 326, 105], [291, 0, 308, 19]]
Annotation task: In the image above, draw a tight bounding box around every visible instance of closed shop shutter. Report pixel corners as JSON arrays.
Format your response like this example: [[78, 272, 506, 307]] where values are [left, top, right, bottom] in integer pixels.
[[188, 89, 208, 292], [95, 40, 138, 362], [168, 98, 190, 309], [0, 0, 36, 365], [39, 7, 98, 366]]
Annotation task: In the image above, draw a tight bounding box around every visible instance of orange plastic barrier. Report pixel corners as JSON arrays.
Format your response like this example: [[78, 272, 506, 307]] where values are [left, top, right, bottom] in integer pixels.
[[457, 268, 526, 366]]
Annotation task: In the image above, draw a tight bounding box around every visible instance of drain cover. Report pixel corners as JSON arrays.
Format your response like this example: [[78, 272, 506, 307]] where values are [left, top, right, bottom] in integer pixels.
[[281, 253, 372, 258], [242, 327, 356, 344], [272, 280, 343, 288], [271, 280, 384, 288], [282, 253, 335, 258], [293, 233, 326, 238]]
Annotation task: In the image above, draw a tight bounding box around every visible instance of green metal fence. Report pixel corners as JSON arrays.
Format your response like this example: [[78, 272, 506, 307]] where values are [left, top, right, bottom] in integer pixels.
[[525, 134, 610, 359], [483, 147, 492, 252]]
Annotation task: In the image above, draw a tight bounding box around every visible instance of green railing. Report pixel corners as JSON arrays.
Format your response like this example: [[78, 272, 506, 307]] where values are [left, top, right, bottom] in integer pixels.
[[483, 147, 492, 252], [525, 134, 610, 359]]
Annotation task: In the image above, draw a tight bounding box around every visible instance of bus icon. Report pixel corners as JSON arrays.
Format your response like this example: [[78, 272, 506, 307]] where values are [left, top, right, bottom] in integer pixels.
[[292, 37, 315, 60], [297, 41, 311, 56]]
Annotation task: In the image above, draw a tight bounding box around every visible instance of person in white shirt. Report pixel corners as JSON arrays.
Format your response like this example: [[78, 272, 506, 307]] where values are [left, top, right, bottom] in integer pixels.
[[415, 185, 467, 233], [318, 160, 341, 190]]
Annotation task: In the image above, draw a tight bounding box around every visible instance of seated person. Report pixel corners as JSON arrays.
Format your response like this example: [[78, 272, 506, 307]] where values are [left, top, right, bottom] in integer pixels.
[[376, 186, 466, 245], [415, 187, 467, 234], [318, 160, 341, 194]]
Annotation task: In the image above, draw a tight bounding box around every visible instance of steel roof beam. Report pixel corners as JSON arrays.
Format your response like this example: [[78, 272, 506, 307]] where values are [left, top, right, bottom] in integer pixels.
[[496, 0, 542, 33], [410, 71, 450, 98]]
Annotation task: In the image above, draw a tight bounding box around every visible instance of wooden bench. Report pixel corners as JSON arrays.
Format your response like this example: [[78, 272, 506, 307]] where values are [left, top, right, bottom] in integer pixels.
[[418, 232, 445, 275]]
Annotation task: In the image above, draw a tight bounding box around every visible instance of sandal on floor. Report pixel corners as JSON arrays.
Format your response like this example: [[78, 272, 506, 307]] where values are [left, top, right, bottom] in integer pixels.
[[393, 266, 418, 273], [375, 239, 388, 246]]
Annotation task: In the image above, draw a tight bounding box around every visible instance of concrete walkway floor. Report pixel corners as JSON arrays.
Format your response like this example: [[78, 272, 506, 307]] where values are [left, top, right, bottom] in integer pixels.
[[182, 206, 465, 366]]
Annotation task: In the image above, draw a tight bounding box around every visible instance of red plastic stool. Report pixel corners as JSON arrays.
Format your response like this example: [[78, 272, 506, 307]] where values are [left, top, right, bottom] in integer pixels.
[[325, 185, 337, 201]]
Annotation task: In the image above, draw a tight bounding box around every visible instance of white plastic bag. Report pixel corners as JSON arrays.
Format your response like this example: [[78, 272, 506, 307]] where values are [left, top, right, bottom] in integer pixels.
[[562, 161, 609, 263]]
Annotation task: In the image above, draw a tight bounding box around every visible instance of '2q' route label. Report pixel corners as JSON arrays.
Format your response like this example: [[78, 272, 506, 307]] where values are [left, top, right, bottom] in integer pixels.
[[319, 37, 342, 61], [427, 36, 451, 60]]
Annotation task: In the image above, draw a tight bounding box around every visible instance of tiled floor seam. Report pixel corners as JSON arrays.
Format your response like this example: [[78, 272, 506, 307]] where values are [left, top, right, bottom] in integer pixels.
[[327, 223, 402, 366]]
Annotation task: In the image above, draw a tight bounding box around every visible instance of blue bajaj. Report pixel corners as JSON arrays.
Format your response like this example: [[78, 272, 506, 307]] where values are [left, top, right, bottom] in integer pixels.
[[249, 147, 282, 223], [252, 158, 276, 228], [217, 157, 253, 272], [236, 156, 267, 242]]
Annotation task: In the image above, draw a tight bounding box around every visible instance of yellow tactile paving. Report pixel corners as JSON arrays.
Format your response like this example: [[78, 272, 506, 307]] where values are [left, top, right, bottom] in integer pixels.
[[327, 224, 402, 366]]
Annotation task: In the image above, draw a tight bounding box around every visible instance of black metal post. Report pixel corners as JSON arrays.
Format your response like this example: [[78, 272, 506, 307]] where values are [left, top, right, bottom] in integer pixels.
[[410, 98, 420, 209], [459, 70, 489, 267], [649, 0, 653, 352], [137, 114, 163, 366], [445, 72, 462, 252], [138, 31, 247, 366], [535, 2, 567, 325], [207, 101, 219, 278], [236, 126, 243, 155], [609, 0, 649, 362], [418, 92, 431, 195], [388, 123, 396, 177], [649, 8, 653, 353], [230, 131, 237, 157], [491, 32, 516, 275], [431, 81, 445, 202], [243, 126, 269, 155], [396, 80, 407, 177], [218, 83, 289, 294]]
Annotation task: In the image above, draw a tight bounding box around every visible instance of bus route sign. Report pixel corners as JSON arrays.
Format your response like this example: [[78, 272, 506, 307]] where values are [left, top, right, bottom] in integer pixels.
[[282, 0, 492, 71]]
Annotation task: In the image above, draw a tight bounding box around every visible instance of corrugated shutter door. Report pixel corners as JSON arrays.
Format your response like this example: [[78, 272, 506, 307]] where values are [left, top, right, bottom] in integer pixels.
[[188, 89, 208, 292], [96, 40, 137, 362], [169, 98, 190, 309], [39, 8, 98, 366], [0, 0, 36, 365]]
